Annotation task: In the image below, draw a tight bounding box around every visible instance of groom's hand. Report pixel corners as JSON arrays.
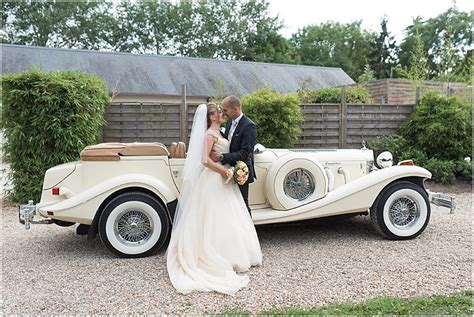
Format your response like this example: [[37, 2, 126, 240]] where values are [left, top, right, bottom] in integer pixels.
[[210, 150, 222, 162]]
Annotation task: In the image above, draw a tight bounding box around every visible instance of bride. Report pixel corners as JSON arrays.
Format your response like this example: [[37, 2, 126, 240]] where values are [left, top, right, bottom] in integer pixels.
[[166, 103, 262, 295]]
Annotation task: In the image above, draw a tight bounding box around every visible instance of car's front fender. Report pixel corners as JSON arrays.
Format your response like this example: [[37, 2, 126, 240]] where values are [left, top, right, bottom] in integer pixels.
[[253, 165, 431, 225]]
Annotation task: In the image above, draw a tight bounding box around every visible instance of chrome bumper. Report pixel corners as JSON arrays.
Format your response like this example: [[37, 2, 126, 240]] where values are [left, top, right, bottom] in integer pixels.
[[18, 200, 53, 229], [429, 192, 455, 213]]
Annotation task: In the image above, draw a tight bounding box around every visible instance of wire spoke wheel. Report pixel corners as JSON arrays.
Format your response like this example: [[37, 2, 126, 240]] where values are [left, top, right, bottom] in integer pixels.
[[388, 196, 420, 229], [283, 168, 315, 201], [115, 209, 153, 245]]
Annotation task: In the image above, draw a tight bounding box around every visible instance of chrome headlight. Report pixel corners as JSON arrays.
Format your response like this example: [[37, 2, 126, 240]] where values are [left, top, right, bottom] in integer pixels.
[[376, 151, 393, 169]]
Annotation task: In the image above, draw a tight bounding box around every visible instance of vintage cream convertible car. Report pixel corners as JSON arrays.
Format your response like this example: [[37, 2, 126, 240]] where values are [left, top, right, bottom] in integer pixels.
[[19, 141, 454, 258]]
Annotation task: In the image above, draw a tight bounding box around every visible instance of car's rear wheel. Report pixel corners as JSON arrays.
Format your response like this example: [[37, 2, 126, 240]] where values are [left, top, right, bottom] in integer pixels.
[[98, 191, 170, 258], [370, 181, 430, 240]]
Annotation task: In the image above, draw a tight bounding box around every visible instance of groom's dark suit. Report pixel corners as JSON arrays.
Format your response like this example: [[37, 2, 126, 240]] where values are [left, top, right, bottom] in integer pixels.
[[222, 115, 257, 216]]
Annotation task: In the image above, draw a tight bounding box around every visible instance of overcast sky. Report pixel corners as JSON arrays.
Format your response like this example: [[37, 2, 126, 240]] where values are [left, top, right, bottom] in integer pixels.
[[267, 0, 472, 42]]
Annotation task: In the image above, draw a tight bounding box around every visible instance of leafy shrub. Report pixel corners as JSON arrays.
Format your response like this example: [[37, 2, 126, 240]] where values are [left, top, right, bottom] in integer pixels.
[[242, 87, 303, 148], [424, 158, 456, 185], [368, 93, 472, 184], [369, 134, 471, 184], [400, 92, 472, 161], [2, 69, 109, 202], [398, 148, 428, 166], [368, 135, 409, 162], [454, 159, 472, 182], [304, 85, 372, 104]]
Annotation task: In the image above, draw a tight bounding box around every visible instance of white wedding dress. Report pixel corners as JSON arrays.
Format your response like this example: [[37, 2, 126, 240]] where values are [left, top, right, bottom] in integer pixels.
[[166, 129, 262, 295]]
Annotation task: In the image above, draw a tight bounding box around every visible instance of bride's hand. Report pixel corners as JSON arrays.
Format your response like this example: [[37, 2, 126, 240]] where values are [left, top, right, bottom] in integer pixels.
[[224, 168, 233, 183]]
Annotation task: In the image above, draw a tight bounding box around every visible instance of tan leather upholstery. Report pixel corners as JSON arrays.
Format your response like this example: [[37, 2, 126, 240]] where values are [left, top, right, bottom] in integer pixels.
[[80, 142, 169, 161], [120, 142, 169, 156], [169, 142, 187, 159], [176, 142, 186, 158], [169, 142, 178, 158]]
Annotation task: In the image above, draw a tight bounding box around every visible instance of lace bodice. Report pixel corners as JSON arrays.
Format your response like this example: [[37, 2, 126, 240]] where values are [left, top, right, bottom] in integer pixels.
[[207, 130, 229, 153]]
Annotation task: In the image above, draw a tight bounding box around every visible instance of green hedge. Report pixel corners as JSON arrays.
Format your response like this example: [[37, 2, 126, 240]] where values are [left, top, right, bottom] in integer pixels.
[[242, 87, 303, 148], [368, 93, 472, 184], [300, 86, 373, 104], [2, 69, 109, 202], [400, 92, 472, 161]]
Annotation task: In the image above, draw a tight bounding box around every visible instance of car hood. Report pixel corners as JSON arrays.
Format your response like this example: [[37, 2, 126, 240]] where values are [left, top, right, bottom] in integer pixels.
[[265, 148, 374, 163]]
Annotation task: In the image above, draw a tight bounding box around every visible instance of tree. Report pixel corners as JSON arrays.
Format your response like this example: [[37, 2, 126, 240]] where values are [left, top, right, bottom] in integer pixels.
[[111, 0, 288, 62], [112, 1, 179, 54], [290, 21, 376, 80], [451, 49, 472, 84], [399, 7, 472, 81], [1, 1, 114, 50], [438, 14, 458, 82], [2, 0, 288, 63], [396, 21, 428, 85], [358, 63, 376, 83], [368, 16, 398, 79], [241, 31, 293, 64]]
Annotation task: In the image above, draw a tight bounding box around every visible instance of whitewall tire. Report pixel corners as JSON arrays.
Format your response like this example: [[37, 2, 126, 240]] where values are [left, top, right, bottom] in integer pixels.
[[370, 181, 430, 240], [99, 191, 170, 258]]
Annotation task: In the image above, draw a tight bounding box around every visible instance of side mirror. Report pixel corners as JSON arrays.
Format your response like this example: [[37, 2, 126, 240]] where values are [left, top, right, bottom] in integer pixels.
[[376, 151, 393, 169]]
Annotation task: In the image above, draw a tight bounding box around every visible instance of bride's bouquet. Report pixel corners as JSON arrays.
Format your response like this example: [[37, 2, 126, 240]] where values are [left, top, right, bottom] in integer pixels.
[[226, 160, 249, 185]]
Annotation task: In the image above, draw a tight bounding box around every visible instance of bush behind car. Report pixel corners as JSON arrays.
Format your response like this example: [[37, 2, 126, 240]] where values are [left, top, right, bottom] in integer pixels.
[[369, 92, 472, 184], [298, 85, 373, 104], [2, 69, 109, 202], [243, 87, 303, 148]]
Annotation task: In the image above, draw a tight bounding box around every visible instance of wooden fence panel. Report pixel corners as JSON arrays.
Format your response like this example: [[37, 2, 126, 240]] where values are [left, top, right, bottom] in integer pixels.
[[103, 102, 415, 149], [103, 103, 182, 146], [295, 104, 340, 148], [345, 104, 414, 148]]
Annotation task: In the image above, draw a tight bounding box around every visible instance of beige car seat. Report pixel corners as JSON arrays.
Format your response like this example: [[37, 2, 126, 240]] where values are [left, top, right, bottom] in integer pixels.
[[80, 142, 170, 161], [169, 142, 187, 159]]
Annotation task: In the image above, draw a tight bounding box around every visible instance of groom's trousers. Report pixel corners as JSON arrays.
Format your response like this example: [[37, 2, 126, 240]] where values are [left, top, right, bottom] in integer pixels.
[[239, 183, 251, 217]]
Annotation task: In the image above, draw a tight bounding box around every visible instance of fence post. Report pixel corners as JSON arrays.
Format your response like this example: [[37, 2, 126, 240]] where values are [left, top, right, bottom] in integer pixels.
[[339, 86, 348, 148], [415, 86, 421, 106], [180, 84, 188, 142]]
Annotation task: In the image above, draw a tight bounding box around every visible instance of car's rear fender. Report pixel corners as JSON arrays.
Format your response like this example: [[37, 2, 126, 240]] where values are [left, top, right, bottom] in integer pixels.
[[38, 173, 177, 224]]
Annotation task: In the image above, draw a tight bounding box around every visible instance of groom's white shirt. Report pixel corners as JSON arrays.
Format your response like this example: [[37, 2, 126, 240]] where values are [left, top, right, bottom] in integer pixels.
[[228, 113, 244, 142]]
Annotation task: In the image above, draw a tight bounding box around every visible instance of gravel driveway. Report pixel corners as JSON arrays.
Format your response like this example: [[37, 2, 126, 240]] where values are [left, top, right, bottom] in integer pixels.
[[1, 182, 471, 314]]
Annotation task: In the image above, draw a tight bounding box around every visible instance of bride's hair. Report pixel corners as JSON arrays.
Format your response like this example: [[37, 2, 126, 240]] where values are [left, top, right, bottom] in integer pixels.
[[207, 102, 218, 128]]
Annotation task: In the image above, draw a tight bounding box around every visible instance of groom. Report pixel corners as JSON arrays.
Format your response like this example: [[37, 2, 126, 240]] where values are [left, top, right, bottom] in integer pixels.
[[211, 95, 257, 216]]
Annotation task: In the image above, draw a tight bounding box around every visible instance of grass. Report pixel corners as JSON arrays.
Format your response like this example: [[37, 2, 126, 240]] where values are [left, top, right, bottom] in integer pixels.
[[216, 290, 473, 316]]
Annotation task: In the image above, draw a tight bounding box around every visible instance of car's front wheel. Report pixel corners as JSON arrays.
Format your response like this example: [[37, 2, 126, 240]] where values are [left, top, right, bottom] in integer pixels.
[[98, 191, 170, 258], [370, 181, 430, 240]]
